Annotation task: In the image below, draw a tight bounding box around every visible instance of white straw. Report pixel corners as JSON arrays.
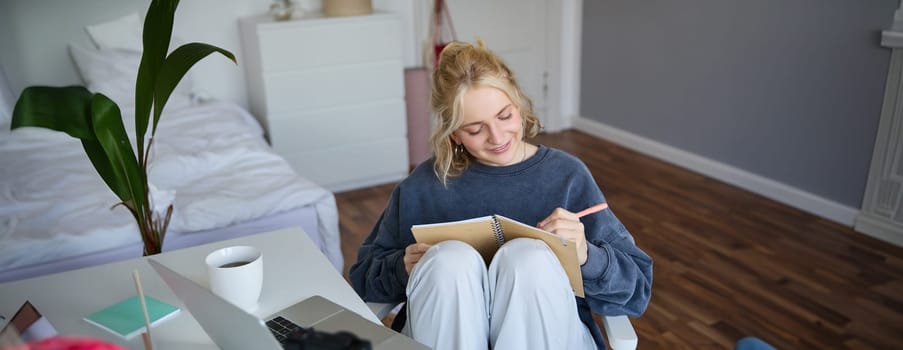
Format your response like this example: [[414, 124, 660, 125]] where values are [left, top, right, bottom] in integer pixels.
[[132, 270, 153, 350]]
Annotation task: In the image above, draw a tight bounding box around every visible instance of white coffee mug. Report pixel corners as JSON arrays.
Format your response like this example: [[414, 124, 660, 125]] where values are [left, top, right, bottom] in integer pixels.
[[205, 245, 263, 312]]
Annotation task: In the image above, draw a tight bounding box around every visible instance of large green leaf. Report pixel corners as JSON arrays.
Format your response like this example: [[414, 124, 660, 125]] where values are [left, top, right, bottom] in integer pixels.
[[90, 94, 145, 211], [136, 0, 180, 162], [10, 87, 136, 203], [80, 138, 133, 206], [11, 86, 94, 139], [152, 42, 235, 134]]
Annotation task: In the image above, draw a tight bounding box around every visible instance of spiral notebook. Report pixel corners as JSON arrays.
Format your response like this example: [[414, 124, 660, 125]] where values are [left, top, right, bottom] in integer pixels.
[[411, 215, 584, 297]]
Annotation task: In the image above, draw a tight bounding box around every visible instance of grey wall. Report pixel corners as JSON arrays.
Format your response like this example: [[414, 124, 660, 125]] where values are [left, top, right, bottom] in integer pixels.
[[580, 0, 897, 208]]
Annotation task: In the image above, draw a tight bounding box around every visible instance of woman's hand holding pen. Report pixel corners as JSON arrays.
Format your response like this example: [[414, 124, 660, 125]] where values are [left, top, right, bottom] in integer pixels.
[[404, 243, 433, 275], [537, 208, 588, 265]]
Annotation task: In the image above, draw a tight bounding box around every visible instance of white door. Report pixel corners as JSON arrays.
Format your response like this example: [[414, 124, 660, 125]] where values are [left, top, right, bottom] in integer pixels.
[[442, 0, 548, 121]]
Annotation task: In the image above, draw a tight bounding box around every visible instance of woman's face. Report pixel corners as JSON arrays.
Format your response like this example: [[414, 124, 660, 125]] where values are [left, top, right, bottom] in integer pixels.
[[452, 86, 525, 166]]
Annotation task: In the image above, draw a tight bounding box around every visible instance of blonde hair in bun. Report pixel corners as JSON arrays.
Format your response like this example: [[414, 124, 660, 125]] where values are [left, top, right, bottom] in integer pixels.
[[429, 39, 541, 186]]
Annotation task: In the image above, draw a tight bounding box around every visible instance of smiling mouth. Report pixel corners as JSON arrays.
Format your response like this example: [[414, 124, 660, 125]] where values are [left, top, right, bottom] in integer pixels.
[[489, 141, 511, 154]]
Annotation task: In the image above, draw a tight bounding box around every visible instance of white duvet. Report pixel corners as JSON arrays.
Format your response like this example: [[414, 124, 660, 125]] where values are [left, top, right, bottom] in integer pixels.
[[0, 101, 341, 272]]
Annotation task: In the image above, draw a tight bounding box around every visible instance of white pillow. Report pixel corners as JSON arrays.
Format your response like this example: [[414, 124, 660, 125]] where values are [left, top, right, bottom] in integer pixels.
[[85, 12, 144, 52], [85, 12, 189, 54], [68, 44, 193, 110], [82, 12, 197, 102]]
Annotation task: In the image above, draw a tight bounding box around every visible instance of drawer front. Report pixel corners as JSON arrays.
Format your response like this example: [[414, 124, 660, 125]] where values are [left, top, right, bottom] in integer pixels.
[[257, 17, 401, 72], [263, 61, 403, 113], [268, 100, 406, 151], [279, 138, 409, 189]]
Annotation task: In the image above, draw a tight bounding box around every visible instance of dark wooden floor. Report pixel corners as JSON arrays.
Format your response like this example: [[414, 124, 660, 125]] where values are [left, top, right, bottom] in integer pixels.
[[335, 130, 903, 349]]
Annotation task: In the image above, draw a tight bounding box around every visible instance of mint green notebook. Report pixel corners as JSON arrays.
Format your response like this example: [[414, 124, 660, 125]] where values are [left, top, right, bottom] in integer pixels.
[[83, 295, 180, 340]]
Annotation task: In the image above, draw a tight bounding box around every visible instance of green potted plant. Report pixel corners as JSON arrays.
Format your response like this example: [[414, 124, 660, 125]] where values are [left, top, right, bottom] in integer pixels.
[[9, 0, 235, 256]]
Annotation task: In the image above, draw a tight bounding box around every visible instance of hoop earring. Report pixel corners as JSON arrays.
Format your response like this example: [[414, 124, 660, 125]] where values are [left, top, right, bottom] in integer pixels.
[[454, 144, 464, 157]]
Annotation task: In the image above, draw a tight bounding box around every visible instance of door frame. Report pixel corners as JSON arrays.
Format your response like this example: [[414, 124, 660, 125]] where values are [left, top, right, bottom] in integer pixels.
[[547, 0, 583, 132]]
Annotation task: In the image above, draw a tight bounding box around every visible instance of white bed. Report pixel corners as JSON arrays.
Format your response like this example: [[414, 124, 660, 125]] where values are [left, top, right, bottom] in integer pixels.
[[0, 99, 343, 283], [0, 8, 344, 283]]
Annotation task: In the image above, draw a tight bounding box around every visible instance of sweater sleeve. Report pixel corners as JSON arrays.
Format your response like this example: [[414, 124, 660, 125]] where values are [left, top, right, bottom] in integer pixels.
[[580, 208, 653, 317], [575, 169, 653, 317], [348, 187, 413, 303]]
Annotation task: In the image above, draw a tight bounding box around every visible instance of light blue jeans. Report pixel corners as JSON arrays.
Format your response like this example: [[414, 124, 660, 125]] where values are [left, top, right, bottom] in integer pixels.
[[404, 239, 596, 350]]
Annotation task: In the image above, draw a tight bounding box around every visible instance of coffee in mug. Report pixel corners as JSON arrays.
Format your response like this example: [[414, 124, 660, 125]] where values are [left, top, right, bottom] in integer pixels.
[[205, 246, 263, 312], [219, 261, 253, 268]]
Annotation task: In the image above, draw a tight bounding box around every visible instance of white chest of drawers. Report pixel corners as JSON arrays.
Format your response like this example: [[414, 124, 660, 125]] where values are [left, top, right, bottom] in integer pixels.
[[240, 13, 409, 192]]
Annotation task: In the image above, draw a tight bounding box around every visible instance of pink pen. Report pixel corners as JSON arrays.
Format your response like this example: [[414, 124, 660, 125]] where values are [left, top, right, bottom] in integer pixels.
[[538, 203, 610, 228], [576, 203, 609, 218]]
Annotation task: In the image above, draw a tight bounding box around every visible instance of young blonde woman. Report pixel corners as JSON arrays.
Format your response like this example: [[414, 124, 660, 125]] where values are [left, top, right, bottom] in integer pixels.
[[350, 40, 652, 349]]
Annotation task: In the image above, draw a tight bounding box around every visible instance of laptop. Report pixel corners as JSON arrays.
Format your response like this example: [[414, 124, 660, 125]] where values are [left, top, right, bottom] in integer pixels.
[[148, 259, 426, 350]]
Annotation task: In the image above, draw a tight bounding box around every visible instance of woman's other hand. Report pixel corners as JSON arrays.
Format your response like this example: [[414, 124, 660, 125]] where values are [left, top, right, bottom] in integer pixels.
[[404, 243, 433, 275], [537, 208, 589, 265]]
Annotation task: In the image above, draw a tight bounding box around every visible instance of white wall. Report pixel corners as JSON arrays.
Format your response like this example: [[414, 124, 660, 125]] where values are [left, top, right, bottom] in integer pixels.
[[0, 0, 422, 109]]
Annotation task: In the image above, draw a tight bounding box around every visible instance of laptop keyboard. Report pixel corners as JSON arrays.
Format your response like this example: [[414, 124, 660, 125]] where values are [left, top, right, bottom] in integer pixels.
[[266, 315, 377, 349], [266, 316, 303, 343]]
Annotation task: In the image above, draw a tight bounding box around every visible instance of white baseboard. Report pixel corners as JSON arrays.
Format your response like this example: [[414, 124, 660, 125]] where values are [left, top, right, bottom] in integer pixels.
[[854, 214, 903, 247], [574, 117, 859, 226]]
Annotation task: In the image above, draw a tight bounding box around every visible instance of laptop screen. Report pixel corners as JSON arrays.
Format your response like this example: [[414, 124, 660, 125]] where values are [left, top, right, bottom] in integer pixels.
[[149, 259, 284, 350]]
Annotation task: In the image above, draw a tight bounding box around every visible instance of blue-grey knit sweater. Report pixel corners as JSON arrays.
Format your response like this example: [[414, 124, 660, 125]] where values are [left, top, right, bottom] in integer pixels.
[[349, 145, 653, 348]]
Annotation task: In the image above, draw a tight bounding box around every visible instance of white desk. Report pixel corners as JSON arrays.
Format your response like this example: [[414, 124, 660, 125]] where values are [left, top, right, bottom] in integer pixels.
[[0, 227, 377, 349]]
